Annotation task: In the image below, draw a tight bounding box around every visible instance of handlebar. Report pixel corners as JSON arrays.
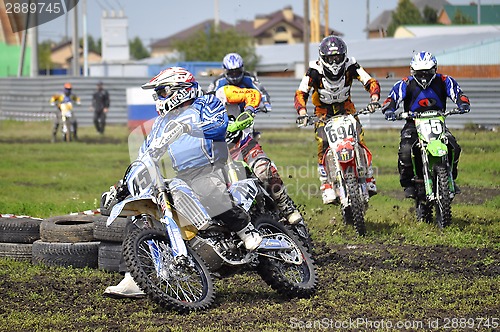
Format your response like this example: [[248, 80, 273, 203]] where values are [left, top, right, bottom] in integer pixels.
[[296, 104, 376, 128], [389, 108, 470, 121]]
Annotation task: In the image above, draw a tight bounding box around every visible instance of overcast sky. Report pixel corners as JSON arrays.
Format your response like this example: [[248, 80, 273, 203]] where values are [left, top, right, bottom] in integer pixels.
[[37, 0, 491, 45]]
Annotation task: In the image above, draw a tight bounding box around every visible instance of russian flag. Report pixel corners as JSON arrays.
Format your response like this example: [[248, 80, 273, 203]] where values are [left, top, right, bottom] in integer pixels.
[[126, 87, 158, 130]]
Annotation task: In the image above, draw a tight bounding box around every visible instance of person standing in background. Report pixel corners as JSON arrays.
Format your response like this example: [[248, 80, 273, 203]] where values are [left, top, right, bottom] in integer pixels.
[[91, 81, 110, 134]]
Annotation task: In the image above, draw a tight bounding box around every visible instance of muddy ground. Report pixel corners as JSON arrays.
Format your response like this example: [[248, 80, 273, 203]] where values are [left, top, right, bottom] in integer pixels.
[[1, 183, 499, 331]]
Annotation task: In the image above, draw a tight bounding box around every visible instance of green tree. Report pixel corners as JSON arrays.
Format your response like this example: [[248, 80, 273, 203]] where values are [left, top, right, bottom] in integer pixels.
[[79, 35, 101, 55], [422, 6, 438, 24], [129, 36, 150, 60], [38, 40, 54, 71], [387, 0, 424, 36], [452, 9, 474, 24], [171, 26, 258, 71]]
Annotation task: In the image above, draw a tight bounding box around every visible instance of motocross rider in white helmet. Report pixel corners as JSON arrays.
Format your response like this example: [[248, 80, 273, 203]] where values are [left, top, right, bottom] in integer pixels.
[[101, 67, 263, 298]]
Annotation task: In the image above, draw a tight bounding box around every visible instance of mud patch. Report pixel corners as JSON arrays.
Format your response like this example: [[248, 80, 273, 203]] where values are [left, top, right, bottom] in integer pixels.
[[314, 241, 500, 278]]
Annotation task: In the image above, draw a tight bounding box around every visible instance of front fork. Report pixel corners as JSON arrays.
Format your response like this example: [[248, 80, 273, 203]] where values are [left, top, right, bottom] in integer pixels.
[[148, 190, 189, 276], [416, 141, 454, 200]]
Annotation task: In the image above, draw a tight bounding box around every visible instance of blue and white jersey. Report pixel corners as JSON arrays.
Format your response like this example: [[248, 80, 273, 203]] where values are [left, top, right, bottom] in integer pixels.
[[383, 74, 468, 114], [138, 94, 228, 172]]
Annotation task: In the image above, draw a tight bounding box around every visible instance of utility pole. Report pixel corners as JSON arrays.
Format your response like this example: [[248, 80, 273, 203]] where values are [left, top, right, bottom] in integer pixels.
[[71, 0, 79, 76], [214, 0, 220, 32], [83, 0, 88, 76], [30, 23, 38, 77], [304, 0, 310, 69]]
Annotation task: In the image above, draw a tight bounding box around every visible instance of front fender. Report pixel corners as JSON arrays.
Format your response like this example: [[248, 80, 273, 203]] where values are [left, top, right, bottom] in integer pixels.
[[426, 140, 448, 157], [107, 194, 160, 226]]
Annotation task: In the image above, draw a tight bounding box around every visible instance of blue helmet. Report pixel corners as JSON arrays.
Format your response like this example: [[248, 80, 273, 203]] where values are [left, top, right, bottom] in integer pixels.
[[410, 51, 437, 89], [223, 53, 244, 85]]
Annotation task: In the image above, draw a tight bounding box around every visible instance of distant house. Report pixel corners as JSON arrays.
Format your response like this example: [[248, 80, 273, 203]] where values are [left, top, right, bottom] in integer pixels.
[[50, 40, 102, 69], [366, 0, 450, 38], [438, 4, 500, 25], [150, 6, 342, 58]]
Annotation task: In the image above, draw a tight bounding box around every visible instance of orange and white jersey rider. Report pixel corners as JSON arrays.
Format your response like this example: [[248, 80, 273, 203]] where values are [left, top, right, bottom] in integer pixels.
[[294, 57, 380, 118]]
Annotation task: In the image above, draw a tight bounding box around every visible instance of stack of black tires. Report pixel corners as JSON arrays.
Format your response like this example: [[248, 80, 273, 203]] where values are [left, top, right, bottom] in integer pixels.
[[0, 214, 128, 272]]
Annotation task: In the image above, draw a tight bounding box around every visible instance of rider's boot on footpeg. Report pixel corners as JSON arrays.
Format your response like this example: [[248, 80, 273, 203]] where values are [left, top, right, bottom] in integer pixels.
[[236, 223, 263, 251]]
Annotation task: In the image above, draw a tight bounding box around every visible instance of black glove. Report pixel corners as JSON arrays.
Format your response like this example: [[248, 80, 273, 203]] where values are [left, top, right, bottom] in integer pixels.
[[384, 109, 396, 121], [458, 104, 470, 114], [366, 101, 381, 113]]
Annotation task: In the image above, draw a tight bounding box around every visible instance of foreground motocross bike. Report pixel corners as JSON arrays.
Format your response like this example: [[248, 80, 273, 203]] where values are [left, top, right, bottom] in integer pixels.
[[105, 151, 317, 313], [391, 109, 466, 228], [298, 108, 374, 236]]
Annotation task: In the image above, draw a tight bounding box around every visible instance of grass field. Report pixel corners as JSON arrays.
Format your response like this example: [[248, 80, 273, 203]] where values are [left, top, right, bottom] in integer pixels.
[[0, 120, 499, 331]]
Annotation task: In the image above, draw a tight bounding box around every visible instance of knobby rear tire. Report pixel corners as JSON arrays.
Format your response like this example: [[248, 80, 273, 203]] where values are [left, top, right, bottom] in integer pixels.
[[254, 216, 317, 298]]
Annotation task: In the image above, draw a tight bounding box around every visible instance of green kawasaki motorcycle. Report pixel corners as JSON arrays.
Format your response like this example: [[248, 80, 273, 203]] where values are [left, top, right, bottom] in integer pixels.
[[396, 109, 466, 228]]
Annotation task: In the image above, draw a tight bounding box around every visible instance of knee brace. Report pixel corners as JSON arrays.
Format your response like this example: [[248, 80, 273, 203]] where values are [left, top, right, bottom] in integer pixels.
[[252, 157, 282, 194]]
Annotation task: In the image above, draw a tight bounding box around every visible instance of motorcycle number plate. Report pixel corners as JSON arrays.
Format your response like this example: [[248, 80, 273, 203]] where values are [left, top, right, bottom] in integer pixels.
[[416, 118, 444, 141], [325, 117, 356, 145]]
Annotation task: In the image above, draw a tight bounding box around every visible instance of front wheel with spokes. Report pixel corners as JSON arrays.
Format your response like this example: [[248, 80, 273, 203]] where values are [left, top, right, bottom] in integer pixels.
[[123, 228, 215, 313]]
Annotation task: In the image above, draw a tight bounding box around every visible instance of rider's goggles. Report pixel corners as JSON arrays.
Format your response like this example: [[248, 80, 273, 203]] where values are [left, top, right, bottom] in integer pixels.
[[226, 68, 243, 79], [153, 86, 174, 101], [323, 53, 345, 65], [414, 69, 436, 81]]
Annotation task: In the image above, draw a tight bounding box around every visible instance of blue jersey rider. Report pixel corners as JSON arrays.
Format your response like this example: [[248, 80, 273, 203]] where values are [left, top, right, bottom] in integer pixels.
[[381, 51, 471, 198]]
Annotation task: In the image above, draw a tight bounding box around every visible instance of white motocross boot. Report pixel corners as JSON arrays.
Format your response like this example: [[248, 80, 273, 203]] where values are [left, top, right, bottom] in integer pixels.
[[104, 272, 146, 298], [236, 223, 263, 251]]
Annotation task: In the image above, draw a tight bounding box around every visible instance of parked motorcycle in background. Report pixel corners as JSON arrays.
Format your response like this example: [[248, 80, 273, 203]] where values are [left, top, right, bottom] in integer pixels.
[[389, 109, 466, 228], [298, 107, 375, 236]]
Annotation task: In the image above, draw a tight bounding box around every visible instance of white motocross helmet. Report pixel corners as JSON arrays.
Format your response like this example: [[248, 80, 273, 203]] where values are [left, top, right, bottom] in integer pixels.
[[222, 53, 245, 85], [410, 51, 437, 89], [141, 67, 203, 117]]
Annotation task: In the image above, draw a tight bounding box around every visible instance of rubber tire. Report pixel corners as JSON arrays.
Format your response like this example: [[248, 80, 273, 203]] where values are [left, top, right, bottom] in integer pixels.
[[98, 241, 123, 272], [434, 164, 452, 228], [40, 215, 95, 243], [93, 216, 128, 243], [255, 215, 317, 298], [0, 217, 42, 243], [31, 240, 99, 268], [0, 242, 33, 261], [344, 173, 366, 236], [124, 228, 215, 313]]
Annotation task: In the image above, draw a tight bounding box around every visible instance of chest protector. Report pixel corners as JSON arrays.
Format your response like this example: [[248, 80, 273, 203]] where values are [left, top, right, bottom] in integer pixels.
[[318, 76, 351, 104]]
